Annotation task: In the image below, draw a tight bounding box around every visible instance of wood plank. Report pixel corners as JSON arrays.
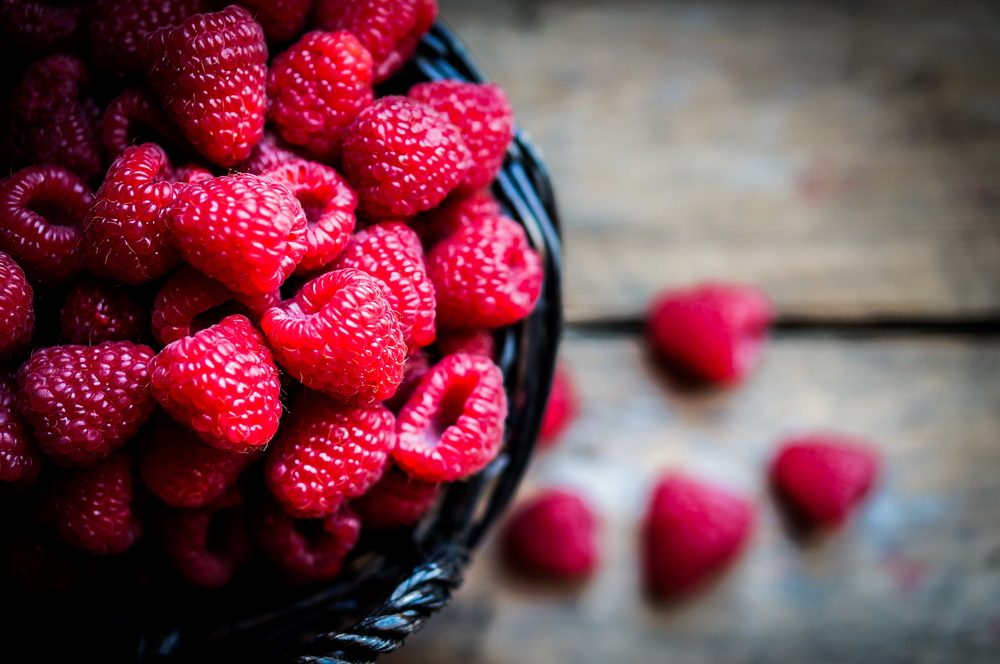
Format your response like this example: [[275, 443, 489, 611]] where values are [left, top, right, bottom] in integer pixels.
[[440, 0, 1000, 322], [387, 333, 1000, 663]]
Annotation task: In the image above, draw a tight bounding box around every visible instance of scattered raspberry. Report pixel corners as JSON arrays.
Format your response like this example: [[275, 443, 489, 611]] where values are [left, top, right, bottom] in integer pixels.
[[150, 315, 282, 452], [341, 96, 470, 219], [229, 0, 312, 44], [354, 465, 440, 529], [159, 492, 250, 587], [384, 350, 430, 412], [60, 279, 146, 344], [539, 364, 578, 448], [262, 159, 357, 274], [17, 341, 156, 467], [0, 372, 42, 489], [267, 392, 395, 518], [436, 329, 496, 359], [0, 0, 83, 56], [234, 132, 301, 175], [268, 30, 374, 160], [255, 499, 361, 582], [144, 5, 267, 167], [334, 222, 436, 349], [409, 81, 514, 194], [261, 269, 405, 403], [0, 165, 93, 287], [99, 88, 186, 162], [770, 433, 880, 528], [642, 474, 755, 598], [393, 353, 507, 482], [428, 214, 543, 330], [0, 253, 34, 360], [315, 0, 437, 82], [411, 189, 502, 249], [166, 173, 308, 296], [90, 0, 206, 74], [501, 489, 599, 579], [647, 282, 774, 386]]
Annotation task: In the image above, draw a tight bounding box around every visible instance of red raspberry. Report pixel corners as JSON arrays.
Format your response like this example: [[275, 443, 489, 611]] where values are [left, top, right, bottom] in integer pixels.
[[538, 364, 579, 449], [334, 222, 436, 350], [152, 265, 279, 346], [501, 489, 599, 579], [436, 329, 495, 359], [17, 341, 156, 467], [150, 315, 282, 452], [268, 30, 374, 160], [166, 173, 308, 296], [0, 252, 34, 360], [411, 189, 502, 249], [89, 0, 206, 74], [81, 144, 180, 285], [314, 0, 437, 82], [266, 392, 395, 518], [45, 452, 142, 554], [428, 214, 543, 330], [393, 353, 507, 482], [234, 132, 300, 175], [261, 269, 406, 403], [384, 350, 430, 412], [354, 465, 440, 529], [0, 165, 93, 287], [99, 88, 186, 163], [647, 282, 774, 386], [173, 164, 215, 184], [1, 371, 42, 489], [262, 159, 357, 274], [144, 6, 268, 167], [409, 82, 515, 194], [159, 492, 251, 588], [255, 499, 361, 582], [642, 473, 755, 598], [60, 279, 147, 344], [770, 433, 880, 528], [229, 0, 312, 44], [0, 0, 83, 55], [341, 96, 470, 219]]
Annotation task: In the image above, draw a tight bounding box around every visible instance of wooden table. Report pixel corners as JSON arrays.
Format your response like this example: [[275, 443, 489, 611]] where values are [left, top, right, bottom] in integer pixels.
[[391, 1, 1000, 662]]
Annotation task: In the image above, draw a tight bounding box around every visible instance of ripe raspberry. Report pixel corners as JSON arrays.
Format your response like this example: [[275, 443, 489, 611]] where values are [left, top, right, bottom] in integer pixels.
[[642, 474, 755, 598], [159, 492, 250, 588], [17, 341, 156, 467], [262, 159, 357, 274], [315, 0, 437, 83], [229, 0, 311, 44], [144, 5, 268, 167], [539, 364, 579, 449], [334, 222, 436, 349], [0, 165, 93, 287], [60, 279, 146, 344], [341, 96, 470, 219], [409, 81, 514, 194], [0, 253, 34, 360], [234, 132, 300, 175], [647, 282, 774, 386], [90, 0, 206, 74], [268, 30, 374, 160], [166, 173, 308, 296], [354, 465, 440, 529], [770, 433, 880, 528], [255, 499, 361, 582], [428, 214, 543, 330], [384, 350, 430, 413], [1, 372, 42, 489], [267, 392, 395, 518], [411, 189, 502, 249], [173, 164, 215, 184], [393, 353, 507, 482], [99, 88, 186, 162], [152, 265, 279, 346], [261, 269, 405, 403], [0, 0, 83, 56], [436, 329, 495, 359], [501, 489, 599, 579]]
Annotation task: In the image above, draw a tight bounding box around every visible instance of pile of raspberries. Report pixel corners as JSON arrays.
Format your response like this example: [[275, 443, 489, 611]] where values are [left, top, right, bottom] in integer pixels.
[[0, 0, 545, 590]]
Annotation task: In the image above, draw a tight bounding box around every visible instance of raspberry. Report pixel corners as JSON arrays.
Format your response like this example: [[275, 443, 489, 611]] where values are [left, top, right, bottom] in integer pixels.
[[234, 132, 300, 175], [262, 160, 357, 274], [268, 30, 374, 160], [436, 329, 495, 359], [538, 364, 578, 448], [17, 341, 156, 467], [341, 96, 470, 219], [384, 350, 430, 413], [99, 88, 186, 162], [166, 173, 308, 296], [0, 252, 34, 360], [150, 315, 282, 451], [90, 0, 206, 75], [334, 222, 436, 349], [1, 530, 85, 595], [428, 214, 543, 330], [315, 0, 437, 82], [173, 165, 215, 184], [0, 165, 93, 287], [0, 0, 83, 56], [229, 0, 311, 44], [266, 392, 395, 518], [642, 474, 755, 598], [1, 371, 42, 489], [393, 353, 507, 482], [60, 278, 146, 344], [261, 269, 406, 403], [647, 282, 774, 386], [81, 143, 180, 285], [770, 433, 880, 528], [255, 499, 361, 582], [144, 5, 268, 167], [44, 452, 142, 554], [354, 465, 440, 529], [411, 189, 502, 249], [409, 81, 514, 194], [159, 492, 250, 587], [152, 265, 279, 346], [501, 489, 599, 579]]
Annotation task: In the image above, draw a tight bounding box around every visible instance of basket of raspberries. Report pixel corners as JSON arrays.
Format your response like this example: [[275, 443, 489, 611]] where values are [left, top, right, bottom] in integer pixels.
[[0, 1, 561, 661]]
